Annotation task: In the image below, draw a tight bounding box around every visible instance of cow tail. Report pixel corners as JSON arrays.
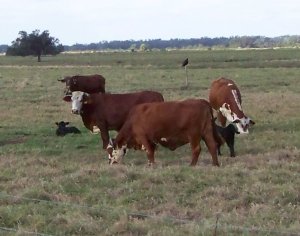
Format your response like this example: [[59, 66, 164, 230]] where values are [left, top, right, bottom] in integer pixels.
[[210, 107, 224, 147]]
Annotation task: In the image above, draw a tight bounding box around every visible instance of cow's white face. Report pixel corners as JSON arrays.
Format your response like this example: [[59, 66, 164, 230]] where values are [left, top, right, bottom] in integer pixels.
[[70, 91, 85, 114], [219, 103, 254, 134], [235, 117, 255, 134]]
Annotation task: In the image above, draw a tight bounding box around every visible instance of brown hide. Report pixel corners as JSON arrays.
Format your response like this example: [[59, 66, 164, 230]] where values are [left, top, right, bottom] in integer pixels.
[[209, 77, 244, 127], [115, 99, 220, 166], [61, 74, 106, 94], [79, 91, 164, 149]]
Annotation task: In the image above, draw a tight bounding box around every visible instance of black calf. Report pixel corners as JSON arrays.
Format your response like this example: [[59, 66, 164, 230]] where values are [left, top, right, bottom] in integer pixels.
[[215, 123, 239, 157], [55, 121, 81, 136]]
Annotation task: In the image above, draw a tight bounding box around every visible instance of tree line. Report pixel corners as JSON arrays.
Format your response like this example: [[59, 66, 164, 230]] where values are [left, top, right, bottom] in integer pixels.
[[2, 30, 300, 61], [65, 36, 300, 51]]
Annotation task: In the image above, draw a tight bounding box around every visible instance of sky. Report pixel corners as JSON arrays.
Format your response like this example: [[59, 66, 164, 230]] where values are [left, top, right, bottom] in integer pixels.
[[1, 0, 300, 45]]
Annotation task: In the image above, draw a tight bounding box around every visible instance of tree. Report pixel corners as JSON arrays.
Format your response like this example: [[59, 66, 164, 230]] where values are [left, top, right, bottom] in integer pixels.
[[139, 43, 150, 51], [6, 30, 64, 62]]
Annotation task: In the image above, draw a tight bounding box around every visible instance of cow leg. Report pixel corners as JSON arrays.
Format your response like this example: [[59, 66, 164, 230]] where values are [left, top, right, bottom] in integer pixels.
[[217, 144, 222, 156], [140, 138, 156, 165], [203, 135, 220, 167], [99, 128, 110, 149], [225, 133, 235, 157], [227, 140, 236, 157], [217, 112, 227, 127], [147, 143, 156, 166], [189, 139, 201, 166], [229, 145, 236, 157]]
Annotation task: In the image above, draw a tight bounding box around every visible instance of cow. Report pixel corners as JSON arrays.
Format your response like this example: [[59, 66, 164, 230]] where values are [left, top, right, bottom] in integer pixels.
[[110, 99, 221, 166], [215, 119, 239, 157], [208, 77, 255, 134], [63, 90, 164, 157], [58, 74, 106, 94], [55, 121, 81, 136]]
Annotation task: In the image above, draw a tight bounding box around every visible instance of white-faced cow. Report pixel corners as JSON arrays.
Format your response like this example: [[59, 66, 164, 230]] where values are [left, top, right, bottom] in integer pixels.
[[63, 91, 164, 157], [58, 74, 106, 94], [110, 99, 221, 166], [209, 77, 255, 134]]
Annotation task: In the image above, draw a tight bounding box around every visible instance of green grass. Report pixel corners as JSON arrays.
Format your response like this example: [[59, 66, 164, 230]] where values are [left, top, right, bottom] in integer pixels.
[[0, 49, 300, 235]]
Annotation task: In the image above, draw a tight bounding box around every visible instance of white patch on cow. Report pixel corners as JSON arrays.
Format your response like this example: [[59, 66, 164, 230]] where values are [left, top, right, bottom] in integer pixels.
[[219, 102, 253, 134], [141, 145, 146, 151], [227, 83, 233, 86], [231, 89, 242, 111], [219, 103, 240, 125], [92, 126, 100, 134], [161, 137, 167, 142]]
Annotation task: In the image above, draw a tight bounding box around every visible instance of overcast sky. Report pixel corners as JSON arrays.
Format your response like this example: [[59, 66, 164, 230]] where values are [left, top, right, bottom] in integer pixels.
[[1, 0, 300, 45]]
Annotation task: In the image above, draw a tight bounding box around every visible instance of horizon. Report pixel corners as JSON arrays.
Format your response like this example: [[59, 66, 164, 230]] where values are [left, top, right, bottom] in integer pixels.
[[1, 34, 299, 47]]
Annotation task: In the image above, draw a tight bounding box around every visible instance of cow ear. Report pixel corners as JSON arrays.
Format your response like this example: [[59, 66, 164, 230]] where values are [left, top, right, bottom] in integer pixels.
[[224, 103, 230, 110], [55, 122, 59, 125], [83, 94, 92, 104], [233, 119, 240, 124], [63, 95, 72, 102], [249, 119, 255, 126], [65, 122, 70, 125]]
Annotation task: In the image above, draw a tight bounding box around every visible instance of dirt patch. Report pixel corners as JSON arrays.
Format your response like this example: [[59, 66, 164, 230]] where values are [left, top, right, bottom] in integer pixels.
[[0, 136, 27, 146]]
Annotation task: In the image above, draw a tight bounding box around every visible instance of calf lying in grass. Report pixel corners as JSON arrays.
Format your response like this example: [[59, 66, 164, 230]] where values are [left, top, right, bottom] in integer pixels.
[[215, 122, 239, 157], [55, 121, 81, 136]]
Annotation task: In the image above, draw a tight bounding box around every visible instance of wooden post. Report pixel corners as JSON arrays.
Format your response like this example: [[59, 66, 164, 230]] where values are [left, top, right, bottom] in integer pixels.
[[185, 65, 189, 87]]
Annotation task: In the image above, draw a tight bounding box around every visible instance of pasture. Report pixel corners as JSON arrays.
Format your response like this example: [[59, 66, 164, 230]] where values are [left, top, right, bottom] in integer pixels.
[[0, 49, 300, 235]]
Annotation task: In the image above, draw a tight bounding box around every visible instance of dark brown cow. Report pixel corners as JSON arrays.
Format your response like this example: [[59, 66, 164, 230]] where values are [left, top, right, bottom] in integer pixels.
[[58, 74, 106, 94], [110, 99, 221, 166], [63, 90, 164, 154], [209, 77, 255, 134]]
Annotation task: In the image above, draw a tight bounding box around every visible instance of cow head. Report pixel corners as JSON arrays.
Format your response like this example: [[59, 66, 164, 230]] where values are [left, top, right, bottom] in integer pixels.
[[55, 121, 69, 128], [63, 91, 91, 114], [58, 76, 72, 95], [232, 117, 255, 134], [107, 139, 127, 165], [219, 103, 255, 134]]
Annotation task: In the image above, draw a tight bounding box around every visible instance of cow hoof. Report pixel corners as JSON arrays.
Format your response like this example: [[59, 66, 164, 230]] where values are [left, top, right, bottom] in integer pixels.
[[108, 160, 119, 165]]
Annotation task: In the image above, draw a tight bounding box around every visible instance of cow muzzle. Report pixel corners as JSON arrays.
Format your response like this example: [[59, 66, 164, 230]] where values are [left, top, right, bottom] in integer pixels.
[[72, 109, 80, 115]]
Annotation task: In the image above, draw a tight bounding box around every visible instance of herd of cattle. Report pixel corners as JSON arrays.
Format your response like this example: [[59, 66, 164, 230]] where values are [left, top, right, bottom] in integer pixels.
[[58, 74, 255, 166]]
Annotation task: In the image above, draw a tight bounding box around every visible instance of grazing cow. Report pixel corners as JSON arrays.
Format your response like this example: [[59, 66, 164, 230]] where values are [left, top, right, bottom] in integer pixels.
[[110, 99, 221, 166], [63, 90, 164, 155], [55, 121, 81, 136], [215, 119, 239, 157], [58, 74, 106, 94], [209, 77, 255, 134]]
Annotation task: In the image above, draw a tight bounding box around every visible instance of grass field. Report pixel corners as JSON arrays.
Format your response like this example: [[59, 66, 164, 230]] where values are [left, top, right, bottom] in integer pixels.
[[0, 49, 300, 235]]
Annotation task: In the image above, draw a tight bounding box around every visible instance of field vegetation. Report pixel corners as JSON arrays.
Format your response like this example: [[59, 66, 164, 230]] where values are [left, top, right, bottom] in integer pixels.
[[0, 49, 300, 235]]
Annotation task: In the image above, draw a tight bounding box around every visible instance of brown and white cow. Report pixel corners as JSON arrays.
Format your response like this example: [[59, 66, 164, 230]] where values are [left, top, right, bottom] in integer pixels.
[[58, 74, 106, 94], [110, 99, 221, 166], [209, 77, 255, 134], [63, 90, 164, 156]]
